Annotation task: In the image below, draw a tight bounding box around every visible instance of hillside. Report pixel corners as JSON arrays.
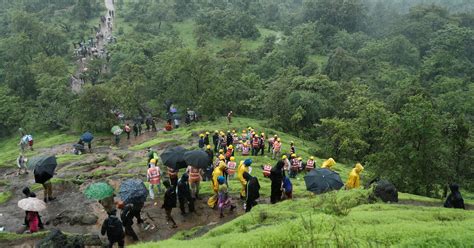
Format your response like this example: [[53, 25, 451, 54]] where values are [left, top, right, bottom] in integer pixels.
[[0, 117, 472, 247]]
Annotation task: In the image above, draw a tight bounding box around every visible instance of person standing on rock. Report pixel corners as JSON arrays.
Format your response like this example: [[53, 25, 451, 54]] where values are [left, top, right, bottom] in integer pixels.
[[101, 209, 125, 248]]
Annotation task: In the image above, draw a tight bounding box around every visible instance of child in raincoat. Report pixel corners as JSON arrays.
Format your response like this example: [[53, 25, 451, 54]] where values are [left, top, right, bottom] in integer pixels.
[[218, 176, 236, 218], [346, 163, 364, 189]]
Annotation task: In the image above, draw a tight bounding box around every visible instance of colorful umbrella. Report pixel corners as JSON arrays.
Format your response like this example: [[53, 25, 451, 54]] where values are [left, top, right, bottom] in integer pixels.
[[18, 197, 47, 212], [84, 182, 115, 200], [111, 126, 122, 135], [119, 179, 147, 204], [81, 132, 94, 143]]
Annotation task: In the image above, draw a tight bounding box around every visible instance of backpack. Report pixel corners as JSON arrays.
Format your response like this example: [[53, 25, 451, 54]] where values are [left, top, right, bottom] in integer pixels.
[[107, 216, 124, 238]]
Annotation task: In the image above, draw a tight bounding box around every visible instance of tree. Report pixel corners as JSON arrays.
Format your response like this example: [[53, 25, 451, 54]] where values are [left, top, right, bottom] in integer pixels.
[[325, 47, 360, 81]]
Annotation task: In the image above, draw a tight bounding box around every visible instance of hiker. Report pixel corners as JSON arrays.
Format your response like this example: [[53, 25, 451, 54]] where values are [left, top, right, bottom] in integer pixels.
[[272, 138, 281, 160], [133, 123, 139, 137], [198, 134, 205, 149], [298, 157, 304, 171], [259, 133, 265, 156], [207, 157, 226, 208], [252, 135, 260, 156], [282, 155, 290, 173], [212, 130, 219, 152], [290, 141, 296, 154], [226, 131, 234, 148], [101, 209, 125, 248], [346, 163, 364, 189], [147, 162, 162, 201], [227, 157, 237, 179], [321, 158, 336, 170], [444, 183, 465, 209], [131, 202, 145, 225], [225, 145, 234, 160], [145, 115, 153, 132], [219, 133, 227, 153], [204, 132, 210, 146], [282, 176, 293, 200], [242, 142, 250, 156], [204, 145, 214, 181], [238, 159, 252, 199], [119, 202, 139, 241], [42, 179, 55, 203], [289, 154, 299, 178], [151, 117, 157, 131], [217, 176, 236, 218], [268, 135, 275, 153], [177, 173, 195, 215], [306, 156, 315, 172], [114, 132, 121, 146], [162, 180, 178, 228], [165, 119, 173, 131], [22, 188, 44, 230], [243, 172, 260, 212], [167, 167, 179, 187], [147, 148, 159, 164], [99, 195, 116, 213], [25, 210, 40, 233], [17, 154, 28, 175], [187, 165, 202, 199], [227, 111, 233, 123], [124, 123, 131, 140], [270, 160, 285, 204], [174, 118, 180, 129]]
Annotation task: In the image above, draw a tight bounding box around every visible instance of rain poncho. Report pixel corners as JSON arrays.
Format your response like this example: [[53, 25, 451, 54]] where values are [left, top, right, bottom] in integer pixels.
[[444, 184, 465, 209], [346, 163, 364, 189], [270, 161, 285, 204], [321, 158, 336, 170], [237, 161, 250, 198], [207, 161, 226, 208]]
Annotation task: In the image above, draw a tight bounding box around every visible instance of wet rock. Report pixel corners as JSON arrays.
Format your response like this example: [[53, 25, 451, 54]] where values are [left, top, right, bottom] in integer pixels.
[[36, 229, 104, 248], [80, 213, 98, 225], [52, 211, 98, 226]]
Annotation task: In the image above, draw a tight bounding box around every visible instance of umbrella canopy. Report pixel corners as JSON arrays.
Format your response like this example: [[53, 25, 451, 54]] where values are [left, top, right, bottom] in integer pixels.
[[81, 132, 94, 142], [119, 179, 147, 204], [27, 156, 57, 184], [111, 126, 123, 135], [304, 168, 344, 194], [84, 182, 115, 200], [18, 197, 47, 212], [160, 146, 188, 170], [184, 150, 209, 169]]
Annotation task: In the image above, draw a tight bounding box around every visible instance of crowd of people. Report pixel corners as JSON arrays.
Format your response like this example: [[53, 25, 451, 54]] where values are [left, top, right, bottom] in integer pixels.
[[14, 118, 466, 247]]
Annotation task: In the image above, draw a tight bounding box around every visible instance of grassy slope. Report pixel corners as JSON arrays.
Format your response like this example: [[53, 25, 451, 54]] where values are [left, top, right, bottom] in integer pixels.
[[133, 190, 474, 247], [0, 132, 77, 168]]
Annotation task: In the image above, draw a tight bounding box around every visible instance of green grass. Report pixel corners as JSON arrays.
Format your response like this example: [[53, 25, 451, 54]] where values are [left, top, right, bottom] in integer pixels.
[[0, 132, 77, 167], [0, 191, 12, 204], [133, 190, 474, 247], [130, 138, 182, 151], [56, 154, 84, 164], [0, 231, 48, 242]]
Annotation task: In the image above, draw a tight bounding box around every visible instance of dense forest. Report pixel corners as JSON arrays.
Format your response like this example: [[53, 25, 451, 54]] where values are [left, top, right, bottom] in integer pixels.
[[0, 0, 473, 197]]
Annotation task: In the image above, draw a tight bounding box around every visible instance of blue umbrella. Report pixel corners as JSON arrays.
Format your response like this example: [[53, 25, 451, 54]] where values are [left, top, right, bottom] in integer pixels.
[[119, 179, 147, 204], [304, 168, 344, 194], [81, 132, 94, 143]]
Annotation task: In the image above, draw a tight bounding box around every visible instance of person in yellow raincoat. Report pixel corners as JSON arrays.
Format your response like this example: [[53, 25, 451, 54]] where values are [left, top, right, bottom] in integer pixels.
[[237, 158, 253, 199], [345, 163, 364, 189], [207, 155, 227, 208], [321, 158, 336, 170]]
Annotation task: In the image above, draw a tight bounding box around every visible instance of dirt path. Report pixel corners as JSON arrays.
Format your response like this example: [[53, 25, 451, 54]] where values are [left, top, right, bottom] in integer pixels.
[[71, 0, 115, 93]]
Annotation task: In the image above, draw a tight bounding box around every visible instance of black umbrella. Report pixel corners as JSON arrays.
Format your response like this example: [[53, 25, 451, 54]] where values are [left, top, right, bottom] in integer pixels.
[[119, 179, 147, 204], [184, 150, 209, 169], [304, 168, 344, 194], [27, 156, 57, 184], [160, 146, 188, 170]]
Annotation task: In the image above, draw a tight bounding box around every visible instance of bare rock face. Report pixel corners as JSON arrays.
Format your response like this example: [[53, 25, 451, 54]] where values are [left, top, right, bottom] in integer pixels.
[[52, 211, 98, 226], [36, 229, 104, 248]]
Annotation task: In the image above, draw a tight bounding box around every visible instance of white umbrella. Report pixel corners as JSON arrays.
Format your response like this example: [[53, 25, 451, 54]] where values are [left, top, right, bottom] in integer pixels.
[[18, 197, 47, 212]]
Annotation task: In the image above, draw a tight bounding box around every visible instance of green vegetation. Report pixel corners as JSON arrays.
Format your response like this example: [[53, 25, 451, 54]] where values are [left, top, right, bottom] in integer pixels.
[[0, 191, 12, 204], [133, 190, 474, 247]]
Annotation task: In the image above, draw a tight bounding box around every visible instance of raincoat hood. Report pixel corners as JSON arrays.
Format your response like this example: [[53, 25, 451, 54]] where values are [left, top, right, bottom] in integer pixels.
[[355, 163, 364, 173], [322, 158, 336, 169], [449, 183, 459, 193], [218, 161, 226, 171]]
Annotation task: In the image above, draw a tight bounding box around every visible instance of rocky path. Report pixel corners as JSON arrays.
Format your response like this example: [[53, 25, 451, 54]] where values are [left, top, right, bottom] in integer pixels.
[[71, 0, 116, 93]]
